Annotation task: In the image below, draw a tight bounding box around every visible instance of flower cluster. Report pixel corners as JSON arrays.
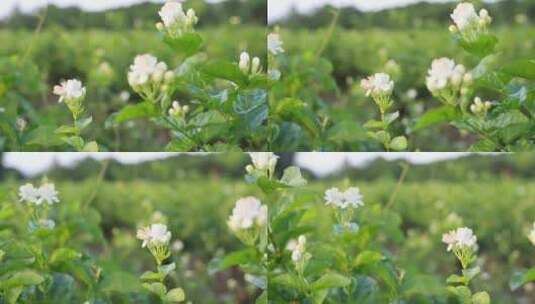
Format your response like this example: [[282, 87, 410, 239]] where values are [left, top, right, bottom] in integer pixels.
[[529, 222, 535, 246], [324, 187, 364, 209], [426, 57, 471, 105], [450, 2, 492, 40], [268, 33, 284, 55], [156, 1, 198, 38], [470, 97, 492, 117], [128, 54, 173, 100], [137, 223, 172, 264], [239, 52, 262, 76], [137, 223, 172, 248], [53, 79, 86, 119], [227, 197, 267, 231], [442, 227, 478, 268], [168, 101, 190, 118], [286, 235, 307, 263], [361, 73, 394, 112], [19, 182, 59, 205], [246, 152, 279, 178]]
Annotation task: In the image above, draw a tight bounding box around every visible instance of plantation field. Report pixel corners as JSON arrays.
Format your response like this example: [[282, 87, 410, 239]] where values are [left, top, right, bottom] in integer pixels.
[[0, 26, 265, 151], [1, 153, 535, 302], [273, 26, 535, 151]]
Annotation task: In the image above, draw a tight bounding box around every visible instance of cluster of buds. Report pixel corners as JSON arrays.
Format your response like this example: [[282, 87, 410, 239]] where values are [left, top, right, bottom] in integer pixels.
[[246, 152, 279, 179], [19, 181, 60, 231], [156, 1, 198, 38], [361, 73, 395, 114], [442, 227, 478, 269], [470, 97, 492, 117], [426, 58, 472, 106], [53, 79, 86, 120], [286, 235, 311, 274], [239, 52, 262, 76], [324, 187, 364, 232], [449, 2, 492, 41], [227, 197, 267, 246], [529, 222, 535, 247], [168, 101, 190, 119], [128, 54, 174, 102]]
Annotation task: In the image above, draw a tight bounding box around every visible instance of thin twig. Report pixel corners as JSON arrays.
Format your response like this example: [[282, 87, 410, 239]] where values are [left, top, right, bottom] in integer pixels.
[[385, 162, 410, 209], [315, 9, 340, 58], [23, 6, 48, 61], [82, 159, 110, 211]]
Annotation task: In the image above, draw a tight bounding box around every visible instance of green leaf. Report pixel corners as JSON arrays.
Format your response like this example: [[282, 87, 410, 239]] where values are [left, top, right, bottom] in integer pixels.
[[501, 59, 535, 80], [75, 116, 93, 130], [256, 176, 289, 194], [310, 273, 351, 290], [510, 268, 535, 290], [446, 274, 468, 285], [234, 89, 268, 131], [6, 286, 22, 304], [275, 98, 320, 138], [3, 270, 44, 288], [158, 263, 176, 276], [384, 111, 399, 125], [354, 251, 384, 268], [414, 106, 459, 131], [24, 125, 64, 147], [55, 125, 79, 135], [271, 273, 303, 290], [165, 288, 186, 302], [458, 33, 498, 58], [280, 166, 307, 187], [140, 271, 166, 282], [143, 282, 167, 297], [312, 289, 328, 304], [364, 119, 386, 130], [82, 141, 99, 152], [202, 61, 247, 85], [472, 292, 490, 304], [468, 139, 497, 152], [389, 136, 407, 151], [462, 266, 481, 281], [163, 33, 203, 57], [218, 248, 258, 270], [115, 101, 158, 124], [49, 248, 82, 265], [326, 120, 367, 142], [448, 286, 472, 303]]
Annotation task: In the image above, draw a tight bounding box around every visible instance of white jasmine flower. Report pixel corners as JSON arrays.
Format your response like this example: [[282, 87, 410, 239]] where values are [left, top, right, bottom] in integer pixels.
[[268, 33, 284, 55], [249, 152, 278, 171], [53, 79, 86, 103], [325, 187, 365, 209], [442, 227, 477, 252], [38, 183, 60, 205], [528, 223, 535, 246], [426, 58, 466, 93], [360, 73, 394, 97], [128, 54, 168, 88], [16, 118, 27, 131], [159, 1, 187, 28], [251, 57, 261, 75], [451, 2, 479, 30], [228, 197, 267, 231], [324, 187, 344, 207], [19, 183, 40, 204], [137, 223, 172, 248], [343, 187, 364, 208]]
